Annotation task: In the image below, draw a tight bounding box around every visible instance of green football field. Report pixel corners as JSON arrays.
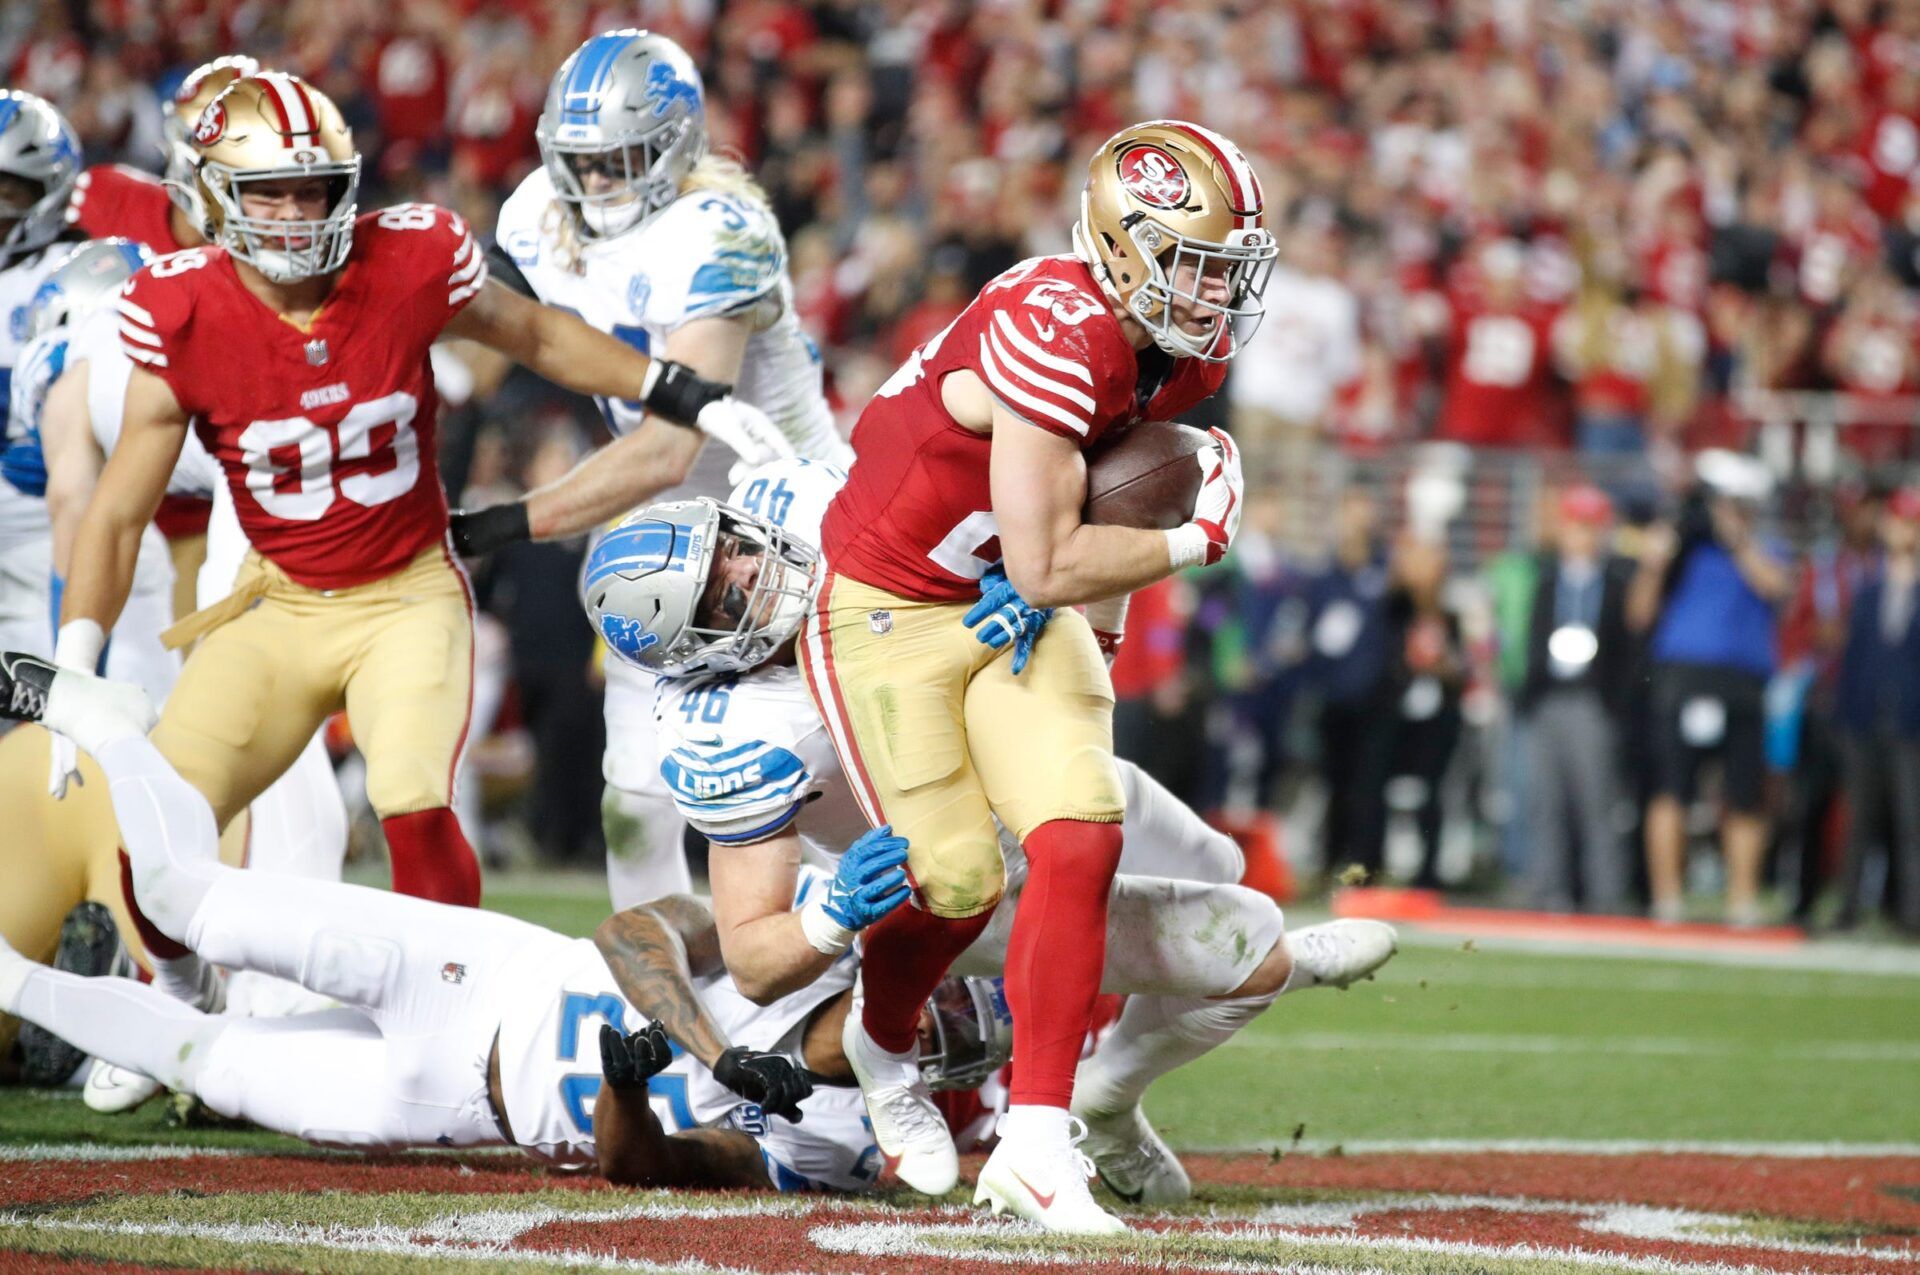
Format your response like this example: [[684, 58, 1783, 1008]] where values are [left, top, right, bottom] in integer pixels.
[[6, 874, 1917, 1153]]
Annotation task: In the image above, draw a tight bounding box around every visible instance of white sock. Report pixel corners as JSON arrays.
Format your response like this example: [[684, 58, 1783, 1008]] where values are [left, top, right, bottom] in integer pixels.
[[0, 938, 34, 1015], [149, 952, 213, 1006], [999, 1103, 1072, 1142], [95, 736, 220, 943], [12, 966, 224, 1093], [1073, 989, 1279, 1118]]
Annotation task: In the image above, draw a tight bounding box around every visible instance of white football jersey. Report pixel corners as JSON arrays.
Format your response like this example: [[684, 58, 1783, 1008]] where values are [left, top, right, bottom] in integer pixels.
[[495, 169, 850, 504], [492, 867, 875, 1190], [0, 246, 66, 548], [66, 305, 220, 498]]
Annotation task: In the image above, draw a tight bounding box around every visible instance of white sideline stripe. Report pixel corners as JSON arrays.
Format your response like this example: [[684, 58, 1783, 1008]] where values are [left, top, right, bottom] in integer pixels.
[[1417, 962, 1920, 999], [0, 1141, 524, 1162], [1225, 1030, 1920, 1063], [1392, 925, 1920, 977], [1195, 1137, 1920, 1158], [990, 311, 1092, 383]]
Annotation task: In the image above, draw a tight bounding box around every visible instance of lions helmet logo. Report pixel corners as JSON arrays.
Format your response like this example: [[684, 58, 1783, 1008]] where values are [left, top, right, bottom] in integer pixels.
[[1116, 143, 1190, 210], [191, 100, 226, 148], [644, 61, 701, 120]]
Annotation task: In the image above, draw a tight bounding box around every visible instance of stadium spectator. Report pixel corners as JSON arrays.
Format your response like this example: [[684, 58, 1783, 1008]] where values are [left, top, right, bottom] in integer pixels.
[[1832, 486, 1920, 934], [1630, 454, 1793, 925], [1229, 216, 1362, 450], [1383, 534, 1466, 890], [1306, 489, 1395, 879], [1517, 486, 1637, 913]]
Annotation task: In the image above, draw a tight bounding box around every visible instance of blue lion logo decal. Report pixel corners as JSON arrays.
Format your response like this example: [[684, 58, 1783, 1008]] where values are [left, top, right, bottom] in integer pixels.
[[644, 62, 701, 120], [600, 613, 660, 662]]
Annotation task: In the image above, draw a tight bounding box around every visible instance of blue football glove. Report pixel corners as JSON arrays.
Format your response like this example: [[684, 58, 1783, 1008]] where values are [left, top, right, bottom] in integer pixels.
[[801, 825, 911, 954], [963, 562, 1053, 675]]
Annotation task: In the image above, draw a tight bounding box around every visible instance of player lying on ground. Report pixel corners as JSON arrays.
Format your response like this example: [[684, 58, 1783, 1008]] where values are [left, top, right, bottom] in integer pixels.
[[586, 458, 1399, 1203]]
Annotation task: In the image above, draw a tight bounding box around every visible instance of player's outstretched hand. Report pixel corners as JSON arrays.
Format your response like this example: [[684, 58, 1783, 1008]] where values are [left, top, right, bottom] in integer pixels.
[[963, 562, 1053, 674], [447, 503, 531, 557], [1169, 428, 1244, 569], [600, 1020, 674, 1092], [713, 1046, 812, 1122], [695, 398, 797, 479]]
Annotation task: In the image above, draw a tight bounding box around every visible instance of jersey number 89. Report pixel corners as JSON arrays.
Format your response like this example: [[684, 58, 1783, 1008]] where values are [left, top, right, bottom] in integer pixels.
[[237, 391, 421, 522]]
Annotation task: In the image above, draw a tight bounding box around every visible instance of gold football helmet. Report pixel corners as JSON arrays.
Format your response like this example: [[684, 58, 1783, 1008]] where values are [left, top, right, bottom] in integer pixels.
[[1072, 120, 1277, 361], [162, 55, 260, 220], [190, 71, 359, 282]]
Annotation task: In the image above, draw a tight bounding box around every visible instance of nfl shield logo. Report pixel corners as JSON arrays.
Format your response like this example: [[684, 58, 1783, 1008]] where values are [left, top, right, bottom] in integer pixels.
[[868, 610, 892, 635], [440, 962, 466, 985], [304, 338, 329, 366]]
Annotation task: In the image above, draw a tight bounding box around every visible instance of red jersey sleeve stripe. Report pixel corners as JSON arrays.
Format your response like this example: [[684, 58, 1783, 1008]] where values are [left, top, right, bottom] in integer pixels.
[[448, 232, 483, 285], [984, 320, 1098, 414], [117, 297, 156, 328], [978, 333, 1092, 437], [990, 312, 1093, 385], [119, 321, 163, 348]]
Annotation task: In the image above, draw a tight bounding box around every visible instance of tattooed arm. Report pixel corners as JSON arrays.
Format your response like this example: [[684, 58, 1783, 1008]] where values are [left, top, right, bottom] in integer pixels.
[[592, 895, 732, 1067]]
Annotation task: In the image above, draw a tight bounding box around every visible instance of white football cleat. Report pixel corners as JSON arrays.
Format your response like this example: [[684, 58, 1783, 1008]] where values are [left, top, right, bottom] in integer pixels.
[[1071, 1102, 1191, 1206], [841, 1012, 959, 1195], [83, 1061, 163, 1114], [975, 1116, 1128, 1235], [1283, 919, 1397, 990]]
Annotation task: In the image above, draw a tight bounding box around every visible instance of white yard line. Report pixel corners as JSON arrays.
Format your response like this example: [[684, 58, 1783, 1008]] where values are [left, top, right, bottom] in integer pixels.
[[1223, 1030, 1920, 1063], [1393, 927, 1920, 978], [1195, 1136, 1920, 1157]]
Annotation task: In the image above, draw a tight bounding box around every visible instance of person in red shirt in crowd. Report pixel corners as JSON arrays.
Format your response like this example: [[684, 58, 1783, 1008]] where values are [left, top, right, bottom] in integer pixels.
[[1821, 267, 1920, 464], [1856, 69, 1920, 221], [1793, 167, 1881, 309], [1435, 238, 1567, 448], [364, 10, 450, 171]]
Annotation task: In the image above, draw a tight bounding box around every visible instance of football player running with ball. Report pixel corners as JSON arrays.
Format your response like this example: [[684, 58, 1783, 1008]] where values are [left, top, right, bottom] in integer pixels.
[[56, 74, 791, 992], [471, 29, 852, 909], [803, 121, 1275, 1231]]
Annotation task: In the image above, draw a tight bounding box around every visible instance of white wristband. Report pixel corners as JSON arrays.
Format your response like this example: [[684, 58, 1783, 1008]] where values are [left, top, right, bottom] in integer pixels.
[[54, 619, 105, 672], [1165, 523, 1209, 571], [638, 358, 664, 403], [799, 895, 854, 956]]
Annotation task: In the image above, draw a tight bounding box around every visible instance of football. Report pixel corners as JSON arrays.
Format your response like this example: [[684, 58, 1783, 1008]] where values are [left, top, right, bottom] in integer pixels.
[[1082, 420, 1213, 530]]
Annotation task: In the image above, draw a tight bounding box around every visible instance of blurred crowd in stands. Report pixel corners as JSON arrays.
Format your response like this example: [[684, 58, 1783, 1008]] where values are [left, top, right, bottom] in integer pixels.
[[14, 0, 1920, 932]]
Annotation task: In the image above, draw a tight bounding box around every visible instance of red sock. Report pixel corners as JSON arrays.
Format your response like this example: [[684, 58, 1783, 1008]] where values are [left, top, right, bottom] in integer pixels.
[[382, 808, 480, 906], [1005, 818, 1122, 1108], [118, 850, 191, 961], [859, 902, 993, 1053]]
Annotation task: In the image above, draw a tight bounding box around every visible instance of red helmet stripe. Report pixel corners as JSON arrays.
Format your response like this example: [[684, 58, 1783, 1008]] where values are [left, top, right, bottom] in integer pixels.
[[257, 73, 317, 145]]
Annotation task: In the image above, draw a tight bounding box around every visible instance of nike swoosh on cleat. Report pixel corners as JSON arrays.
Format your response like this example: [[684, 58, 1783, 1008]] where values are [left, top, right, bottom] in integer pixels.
[[1010, 1169, 1055, 1210]]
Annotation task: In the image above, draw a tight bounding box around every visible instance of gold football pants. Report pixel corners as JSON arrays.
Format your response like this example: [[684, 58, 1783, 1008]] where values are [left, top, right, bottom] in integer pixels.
[[797, 572, 1124, 918], [153, 543, 474, 829]]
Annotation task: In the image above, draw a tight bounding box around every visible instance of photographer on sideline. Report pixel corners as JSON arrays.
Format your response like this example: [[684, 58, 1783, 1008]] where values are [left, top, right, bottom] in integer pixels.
[[1628, 453, 1792, 926]]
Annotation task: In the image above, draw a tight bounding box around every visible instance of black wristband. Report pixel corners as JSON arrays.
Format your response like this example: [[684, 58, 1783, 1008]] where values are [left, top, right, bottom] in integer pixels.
[[448, 502, 531, 557], [642, 359, 730, 428]]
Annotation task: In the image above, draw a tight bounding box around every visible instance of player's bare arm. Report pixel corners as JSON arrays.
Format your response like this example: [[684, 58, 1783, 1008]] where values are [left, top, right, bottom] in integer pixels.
[[39, 363, 103, 580], [514, 315, 753, 540], [58, 363, 189, 652], [591, 1069, 769, 1189], [592, 896, 733, 1069], [706, 828, 840, 1005], [978, 392, 1191, 608]]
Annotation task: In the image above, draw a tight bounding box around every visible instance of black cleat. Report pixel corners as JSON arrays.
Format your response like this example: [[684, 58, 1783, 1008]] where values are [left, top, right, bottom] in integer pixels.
[[0, 651, 58, 725], [17, 902, 132, 1086]]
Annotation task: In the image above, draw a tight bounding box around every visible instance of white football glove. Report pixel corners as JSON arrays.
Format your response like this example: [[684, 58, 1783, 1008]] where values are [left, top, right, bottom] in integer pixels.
[[694, 398, 796, 486], [47, 620, 104, 798], [1165, 428, 1244, 570]]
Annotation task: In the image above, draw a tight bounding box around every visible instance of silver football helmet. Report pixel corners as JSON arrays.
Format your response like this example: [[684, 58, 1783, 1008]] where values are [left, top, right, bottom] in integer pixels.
[[583, 497, 815, 677], [920, 977, 1014, 1092], [536, 29, 707, 240], [30, 238, 154, 339], [0, 92, 82, 268]]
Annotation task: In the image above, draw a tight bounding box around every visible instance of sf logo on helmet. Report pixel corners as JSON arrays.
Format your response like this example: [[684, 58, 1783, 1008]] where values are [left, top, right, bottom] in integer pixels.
[[191, 100, 226, 147], [1117, 144, 1190, 210]]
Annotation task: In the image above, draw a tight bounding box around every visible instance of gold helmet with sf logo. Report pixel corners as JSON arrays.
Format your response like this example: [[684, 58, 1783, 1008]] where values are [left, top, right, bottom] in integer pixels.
[[1072, 120, 1278, 362], [189, 71, 358, 282]]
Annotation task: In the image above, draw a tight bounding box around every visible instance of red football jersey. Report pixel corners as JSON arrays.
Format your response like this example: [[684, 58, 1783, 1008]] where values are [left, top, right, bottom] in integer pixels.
[[116, 204, 488, 589], [1435, 301, 1564, 448], [65, 165, 183, 255], [822, 254, 1226, 601]]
